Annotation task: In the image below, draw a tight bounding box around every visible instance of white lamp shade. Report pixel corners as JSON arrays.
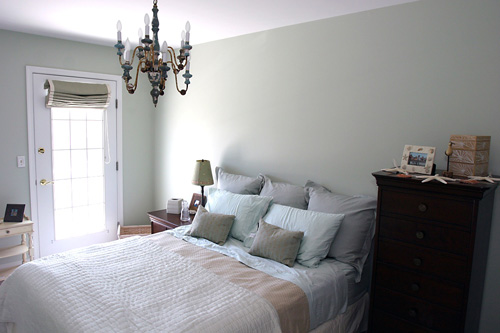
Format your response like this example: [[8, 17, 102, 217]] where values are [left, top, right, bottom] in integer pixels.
[[192, 159, 214, 186]]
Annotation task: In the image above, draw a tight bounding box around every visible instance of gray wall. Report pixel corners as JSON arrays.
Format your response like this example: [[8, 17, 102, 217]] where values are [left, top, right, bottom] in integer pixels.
[[155, 0, 500, 331], [0, 30, 155, 249]]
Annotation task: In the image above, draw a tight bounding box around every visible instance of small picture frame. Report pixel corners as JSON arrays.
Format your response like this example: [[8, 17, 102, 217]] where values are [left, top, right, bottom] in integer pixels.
[[3, 204, 26, 222], [189, 193, 205, 211], [401, 145, 436, 175]]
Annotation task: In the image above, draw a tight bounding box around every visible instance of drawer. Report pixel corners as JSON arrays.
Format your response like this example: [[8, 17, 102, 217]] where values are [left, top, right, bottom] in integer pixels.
[[375, 263, 464, 310], [372, 309, 439, 333], [0, 225, 33, 237], [379, 216, 470, 255], [377, 240, 467, 283], [151, 221, 169, 234], [380, 189, 473, 227], [374, 286, 461, 332]]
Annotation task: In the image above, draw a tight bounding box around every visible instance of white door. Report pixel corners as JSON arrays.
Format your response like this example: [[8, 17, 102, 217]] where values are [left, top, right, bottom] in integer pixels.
[[31, 73, 119, 257]]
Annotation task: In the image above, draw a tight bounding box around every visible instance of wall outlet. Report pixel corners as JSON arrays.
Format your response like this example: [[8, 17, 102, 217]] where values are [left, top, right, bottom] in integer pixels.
[[17, 156, 25, 168]]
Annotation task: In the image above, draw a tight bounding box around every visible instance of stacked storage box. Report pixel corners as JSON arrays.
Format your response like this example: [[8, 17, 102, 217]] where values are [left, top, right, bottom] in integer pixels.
[[449, 135, 490, 176]]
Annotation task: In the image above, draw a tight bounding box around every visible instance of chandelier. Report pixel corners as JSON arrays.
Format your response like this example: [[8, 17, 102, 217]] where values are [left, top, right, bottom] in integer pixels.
[[114, 0, 192, 107]]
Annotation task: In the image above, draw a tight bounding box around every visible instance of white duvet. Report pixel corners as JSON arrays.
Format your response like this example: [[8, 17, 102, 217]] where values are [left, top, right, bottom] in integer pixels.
[[0, 236, 281, 333], [167, 226, 348, 330]]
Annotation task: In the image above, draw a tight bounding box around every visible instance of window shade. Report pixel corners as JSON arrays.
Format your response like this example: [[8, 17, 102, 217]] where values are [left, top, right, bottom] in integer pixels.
[[44, 80, 111, 108]]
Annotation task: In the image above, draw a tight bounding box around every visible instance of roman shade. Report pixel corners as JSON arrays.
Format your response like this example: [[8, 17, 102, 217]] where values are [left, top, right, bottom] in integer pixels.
[[44, 80, 111, 108]]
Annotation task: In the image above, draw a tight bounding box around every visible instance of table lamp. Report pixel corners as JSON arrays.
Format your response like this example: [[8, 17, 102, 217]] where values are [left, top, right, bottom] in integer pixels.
[[192, 159, 214, 206]]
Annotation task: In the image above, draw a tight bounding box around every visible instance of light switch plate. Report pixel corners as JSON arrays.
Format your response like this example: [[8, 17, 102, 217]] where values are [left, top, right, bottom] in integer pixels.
[[17, 156, 25, 168]]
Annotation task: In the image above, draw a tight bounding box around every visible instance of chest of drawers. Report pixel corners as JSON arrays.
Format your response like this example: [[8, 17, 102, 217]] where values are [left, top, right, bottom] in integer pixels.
[[370, 171, 497, 332]]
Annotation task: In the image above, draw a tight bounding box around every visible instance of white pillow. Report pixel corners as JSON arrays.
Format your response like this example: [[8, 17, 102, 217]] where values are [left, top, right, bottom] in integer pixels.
[[206, 189, 273, 242], [259, 175, 308, 209], [262, 204, 344, 268], [306, 180, 376, 282], [216, 167, 264, 195]]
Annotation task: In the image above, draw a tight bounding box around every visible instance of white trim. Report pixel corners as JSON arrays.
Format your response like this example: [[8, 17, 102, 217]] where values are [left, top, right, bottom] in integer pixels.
[[25, 66, 123, 259]]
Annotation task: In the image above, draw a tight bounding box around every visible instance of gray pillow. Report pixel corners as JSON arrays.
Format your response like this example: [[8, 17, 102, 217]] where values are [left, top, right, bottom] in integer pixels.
[[249, 219, 304, 267], [216, 167, 264, 195], [188, 206, 235, 245], [259, 175, 308, 210], [306, 180, 376, 281]]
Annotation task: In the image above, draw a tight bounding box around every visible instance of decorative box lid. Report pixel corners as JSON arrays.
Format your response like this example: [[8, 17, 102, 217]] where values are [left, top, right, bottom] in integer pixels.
[[450, 135, 491, 151], [450, 135, 490, 142]]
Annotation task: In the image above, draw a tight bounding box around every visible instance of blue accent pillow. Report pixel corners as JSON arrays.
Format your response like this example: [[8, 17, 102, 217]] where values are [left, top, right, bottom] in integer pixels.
[[206, 189, 273, 242], [263, 204, 344, 268]]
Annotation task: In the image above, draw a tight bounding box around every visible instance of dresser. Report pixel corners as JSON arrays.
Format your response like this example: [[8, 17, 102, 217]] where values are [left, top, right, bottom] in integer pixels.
[[370, 171, 497, 332], [0, 220, 34, 282]]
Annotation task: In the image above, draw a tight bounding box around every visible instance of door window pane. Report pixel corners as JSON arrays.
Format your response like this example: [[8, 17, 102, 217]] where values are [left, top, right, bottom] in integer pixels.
[[51, 108, 106, 240]]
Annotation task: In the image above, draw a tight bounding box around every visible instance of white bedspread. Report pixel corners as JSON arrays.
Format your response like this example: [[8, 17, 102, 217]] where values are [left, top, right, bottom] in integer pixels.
[[167, 226, 348, 330], [0, 237, 281, 333]]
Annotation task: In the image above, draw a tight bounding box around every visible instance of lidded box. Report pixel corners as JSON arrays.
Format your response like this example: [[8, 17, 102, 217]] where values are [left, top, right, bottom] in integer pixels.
[[449, 135, 490, 176]]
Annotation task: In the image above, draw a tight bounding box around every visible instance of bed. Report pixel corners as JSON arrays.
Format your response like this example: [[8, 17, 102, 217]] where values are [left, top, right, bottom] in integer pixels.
[[0, 169, 376, 333]]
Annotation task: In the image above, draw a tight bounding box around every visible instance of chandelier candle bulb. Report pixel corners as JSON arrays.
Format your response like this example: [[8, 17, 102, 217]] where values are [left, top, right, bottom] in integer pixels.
[[138, 28, 143, 45], [161, 41, 168, 59], [116, 20, 122, 41], [125, 38, 131, 61], [185, 21, 191, 42], [144, 14, 150, 36], [180, 30, 185, 48]]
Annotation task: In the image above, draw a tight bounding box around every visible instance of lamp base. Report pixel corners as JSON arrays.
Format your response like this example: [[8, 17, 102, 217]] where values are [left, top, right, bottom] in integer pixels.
[[200, 185, 206, 207]]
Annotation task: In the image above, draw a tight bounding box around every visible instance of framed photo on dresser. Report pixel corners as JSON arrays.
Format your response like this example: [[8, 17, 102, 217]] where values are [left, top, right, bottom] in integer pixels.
[[401, 145, 436, 175]]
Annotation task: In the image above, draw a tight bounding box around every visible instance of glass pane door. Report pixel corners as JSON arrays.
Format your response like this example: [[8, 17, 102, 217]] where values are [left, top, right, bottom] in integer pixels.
[[51, 108, 106, 240]]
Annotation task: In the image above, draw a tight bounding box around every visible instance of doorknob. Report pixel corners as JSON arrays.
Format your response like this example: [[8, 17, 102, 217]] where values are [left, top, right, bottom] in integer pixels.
[[40, 179, 54, 186]]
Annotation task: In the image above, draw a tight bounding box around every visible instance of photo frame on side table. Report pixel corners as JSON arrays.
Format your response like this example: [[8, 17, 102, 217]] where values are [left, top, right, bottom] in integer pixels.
[[189, 193, 205, 211], [3, 204, 26, 222], [401, 145, 436, 175]]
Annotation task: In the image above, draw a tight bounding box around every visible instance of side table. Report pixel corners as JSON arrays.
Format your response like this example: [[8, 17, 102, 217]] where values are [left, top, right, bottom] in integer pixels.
[[0, 220, 34, 282], [147, 210, 193, 234]]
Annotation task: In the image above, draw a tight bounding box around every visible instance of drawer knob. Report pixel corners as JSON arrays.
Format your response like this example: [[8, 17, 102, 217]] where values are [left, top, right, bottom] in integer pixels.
[[410, 283, 420, 292], [413, 258, 422, 266], [418, 203, 428, 212], [5, 230, 10, 234], [416, 231, 425, 239], [409, 308, 418, 318]]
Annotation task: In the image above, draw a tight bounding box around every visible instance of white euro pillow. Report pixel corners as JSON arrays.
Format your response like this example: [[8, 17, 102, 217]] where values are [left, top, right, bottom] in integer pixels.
[[206, 189, 273, 242], [262, 204, 344, 268]]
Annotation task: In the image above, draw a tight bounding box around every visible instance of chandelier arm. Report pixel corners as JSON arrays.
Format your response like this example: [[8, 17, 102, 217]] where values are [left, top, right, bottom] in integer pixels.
[[135, 58, 148, 87], [128, 58, 146, 94], [128, 46, 144, 67], [167, 46, 182, 70], [172, 67, 183, 94]]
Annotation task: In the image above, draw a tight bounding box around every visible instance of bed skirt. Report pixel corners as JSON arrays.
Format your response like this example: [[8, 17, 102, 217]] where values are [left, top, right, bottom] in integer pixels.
[[311, 292, 369, 333]]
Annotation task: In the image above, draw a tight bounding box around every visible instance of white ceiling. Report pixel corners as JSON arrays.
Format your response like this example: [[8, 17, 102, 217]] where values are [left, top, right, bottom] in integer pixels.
[[0, 0, 417, 48]]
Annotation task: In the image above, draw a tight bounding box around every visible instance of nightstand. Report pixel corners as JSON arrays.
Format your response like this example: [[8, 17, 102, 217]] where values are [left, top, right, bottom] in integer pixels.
[[147, 210, 193, 234], [370, 171, 498, 332], [0, 220, 34, 282]]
